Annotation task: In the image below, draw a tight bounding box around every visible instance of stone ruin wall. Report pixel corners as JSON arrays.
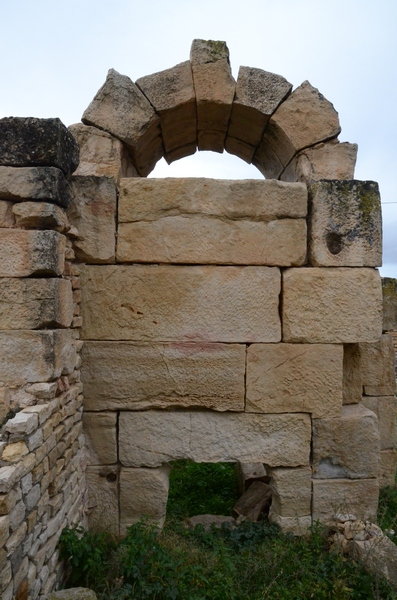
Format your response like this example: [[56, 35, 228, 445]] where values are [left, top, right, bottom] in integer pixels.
[[0, 39, 396, 598]]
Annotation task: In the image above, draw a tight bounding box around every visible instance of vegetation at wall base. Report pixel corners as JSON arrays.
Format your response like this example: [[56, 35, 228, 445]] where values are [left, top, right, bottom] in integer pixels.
[[59, 462, 397, 599]]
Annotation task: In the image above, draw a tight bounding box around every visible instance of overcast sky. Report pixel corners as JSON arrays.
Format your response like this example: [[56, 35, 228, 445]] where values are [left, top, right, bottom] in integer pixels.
[[1, 0, 396, 277]]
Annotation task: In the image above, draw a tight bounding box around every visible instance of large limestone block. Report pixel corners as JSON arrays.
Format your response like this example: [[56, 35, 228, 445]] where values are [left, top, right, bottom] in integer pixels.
[[119, 411, 311, 468], [379, 450, 397, 488], [118, 217, 306, 266], [246, 343, 343, 418], [0, 229, 65, 277], [0, 166, 71, 208], [136, 61, 197, 153], [226, 67, 292, 152], [312, 478, 379, 525], [308, 180, 382, 267], [82, 69, 162, 176], [0, 201, 14, 227], [69, 123, 138, 182], [382, 278, 397, 331], [0, 117, 79, 176], [282, 268, 382, 343], [281, 140, 357, 184], [0, 278, 73, 329], [118, 177, 308, 222], [253, 81, 341, 179], [83, 412, 117, 465], [190, 39, 236, 151], [361, 396, 397, 450], [312, 404, 380, 479], [343, 344, 362, 405], [267, 467, 311, 517], [80, 264, 281, 343], [360, 334, 396, 396], [120, 466, 170, 533], [81, 341, 245, 411], [86, 466, 119, 535], [68, 176, 116, 263], [12, 202, 69, 232], [0, 330, 76, 386]]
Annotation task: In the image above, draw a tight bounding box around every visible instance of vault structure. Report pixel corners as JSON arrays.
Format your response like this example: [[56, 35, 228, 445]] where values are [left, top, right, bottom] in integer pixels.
[[0, 39, 395, 599]]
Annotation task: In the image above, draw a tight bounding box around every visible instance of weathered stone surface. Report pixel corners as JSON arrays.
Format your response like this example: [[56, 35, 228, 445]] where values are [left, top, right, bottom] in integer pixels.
[[236, 463, 268, 493], [44, 589, 97, 600], [1, 442, 29, 463], [281, 140, 357, 184], [81, 341, 245, 411], [0, 200, 14, 227], [0, 117, 79, 176], [360, 335, 396, 396], [0, 166, 71, 208], [118, 217, 306, 266], [227, 67, 292, 150], [0, 229, 65, 277], [83, 412, 117, 465], [119, 411, 311, 468], [246, 343, 342, 418], [312, 404, 380, 479], [268, 513, 311, 535], [312, 478, 379, 525], [187, 514, 235, 531], [343, 344, 362, 404], [349, 535, 397, 587], [282, 268, 382, 343], [0, 387, 8, 422], [0, 330, 76, 386], [268, 467, 311, 517], [119, 177, 307, 222], [232, 481, 271, 521], [0, 277, 73, 329], [68, 176, 116, 263], [190, 40, 235, 152], [253, 81, 341, 179], [308, 180, 382, 267], [12, 201, 69, 232], [82, 69, 162, 176], [224, 136, 256, 163], [120, 466, 170, 533], [382, 278, 397, 331], [69, 123, 138, 182], [164, 142, 197, 164], [361, 397, 397, 450], [80, 265, 281, 343], [379, 450, 397, 488], [86, 466, 119, 536], [137, 61, 196, 153]]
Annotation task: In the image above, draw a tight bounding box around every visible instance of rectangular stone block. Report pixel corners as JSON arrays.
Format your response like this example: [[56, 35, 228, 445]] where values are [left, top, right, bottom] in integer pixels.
[[0, 278, 73, 329], [0, 330, 76, 386], [83, 412, 117, 465], [12, 201, 69, 232], [379, 450, 397, 488], [80, 265, 281, 343], [382, 278, 397, 331], [246, 343, 342, 418], [0, 229, 65, 277], [267, 467, 311, 517], [68, 176, 116, 263], [118, 178, 308, 223], [0, 201, 15, 227], [361, 396, 397, 450], [118, 218, 306, 266], [0, 166, 71, 208], [282, 268, 382, 343], [82, 341, 245, 411], [359, 334, 396, 396], [312, 478, 379, 525], [308, 180, 382, 267], [120, 466, 170, 533], [86, 466, 119, 536], [343, 344, 362, 404], [119, 411, 311, 468], [312, 404, 380, 479]]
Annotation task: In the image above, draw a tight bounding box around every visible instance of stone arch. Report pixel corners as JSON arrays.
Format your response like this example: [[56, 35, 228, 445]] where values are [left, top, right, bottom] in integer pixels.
[[81, 39, 357, 182]]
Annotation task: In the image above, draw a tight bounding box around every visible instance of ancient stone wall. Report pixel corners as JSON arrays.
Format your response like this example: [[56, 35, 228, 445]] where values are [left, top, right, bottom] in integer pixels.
[[0, 119, 86, 599], [0, 39, 396, 599]]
